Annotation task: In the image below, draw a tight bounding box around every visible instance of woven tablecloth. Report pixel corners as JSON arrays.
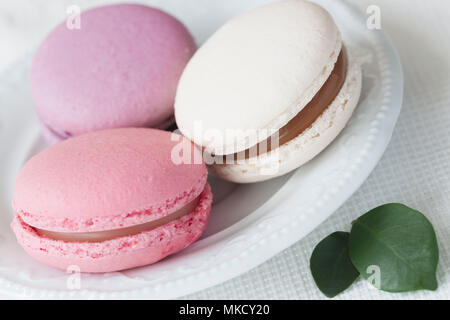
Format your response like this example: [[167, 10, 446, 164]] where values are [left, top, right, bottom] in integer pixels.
[[0, 0, 449, 299]]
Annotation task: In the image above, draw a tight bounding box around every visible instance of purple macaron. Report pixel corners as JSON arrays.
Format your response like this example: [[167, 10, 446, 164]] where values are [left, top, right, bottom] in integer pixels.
[[31, 4, 196, 143]]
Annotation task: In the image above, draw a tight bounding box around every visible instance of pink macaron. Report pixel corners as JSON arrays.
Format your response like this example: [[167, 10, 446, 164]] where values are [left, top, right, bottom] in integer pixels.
[[31, 4, 196, 144], [11, 128, 212, 273]]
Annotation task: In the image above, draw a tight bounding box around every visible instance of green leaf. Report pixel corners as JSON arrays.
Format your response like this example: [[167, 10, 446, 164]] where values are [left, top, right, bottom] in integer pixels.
[[349, 203, 439, 292], [310, 232, 359, 298]]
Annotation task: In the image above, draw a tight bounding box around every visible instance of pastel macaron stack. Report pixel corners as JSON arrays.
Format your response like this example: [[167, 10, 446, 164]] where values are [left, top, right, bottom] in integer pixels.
[[11, 128, 212, 272], [11, 0, 363, 273], [31, 4, 196, 144], [175, 0, 362, 183]]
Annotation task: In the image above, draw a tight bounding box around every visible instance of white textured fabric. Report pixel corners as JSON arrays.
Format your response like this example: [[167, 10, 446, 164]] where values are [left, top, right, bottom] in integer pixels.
[[0, 0, 449, 299]]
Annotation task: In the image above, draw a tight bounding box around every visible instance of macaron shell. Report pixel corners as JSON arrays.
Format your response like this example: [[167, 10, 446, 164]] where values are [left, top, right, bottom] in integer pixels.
[[211, 52, 362, 183], [11, 184, 212, 273], [32, 4, 196, 139], [175, 0, 341, 155], [13, 128, 207, 232]]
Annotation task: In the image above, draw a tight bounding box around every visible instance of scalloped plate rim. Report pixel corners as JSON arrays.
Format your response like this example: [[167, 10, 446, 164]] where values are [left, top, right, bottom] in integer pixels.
[[0, 0, 403, 299]]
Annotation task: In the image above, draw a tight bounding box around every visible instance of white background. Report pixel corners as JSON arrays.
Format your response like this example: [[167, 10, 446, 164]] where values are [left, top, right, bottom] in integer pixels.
[[0, 0, 449, 299]]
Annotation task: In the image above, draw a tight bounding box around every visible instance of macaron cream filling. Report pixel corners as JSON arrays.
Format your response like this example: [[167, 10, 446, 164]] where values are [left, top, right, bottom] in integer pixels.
[[226, 47, 348, 160], [33, 196, 200, 242]]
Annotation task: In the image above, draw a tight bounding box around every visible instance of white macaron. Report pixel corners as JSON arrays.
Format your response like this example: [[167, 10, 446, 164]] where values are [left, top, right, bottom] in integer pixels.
[[175, 0, 362, 183]]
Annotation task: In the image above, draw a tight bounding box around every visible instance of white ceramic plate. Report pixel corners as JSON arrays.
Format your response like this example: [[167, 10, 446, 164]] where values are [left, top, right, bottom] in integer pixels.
[[0, 0, 403, 299]]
